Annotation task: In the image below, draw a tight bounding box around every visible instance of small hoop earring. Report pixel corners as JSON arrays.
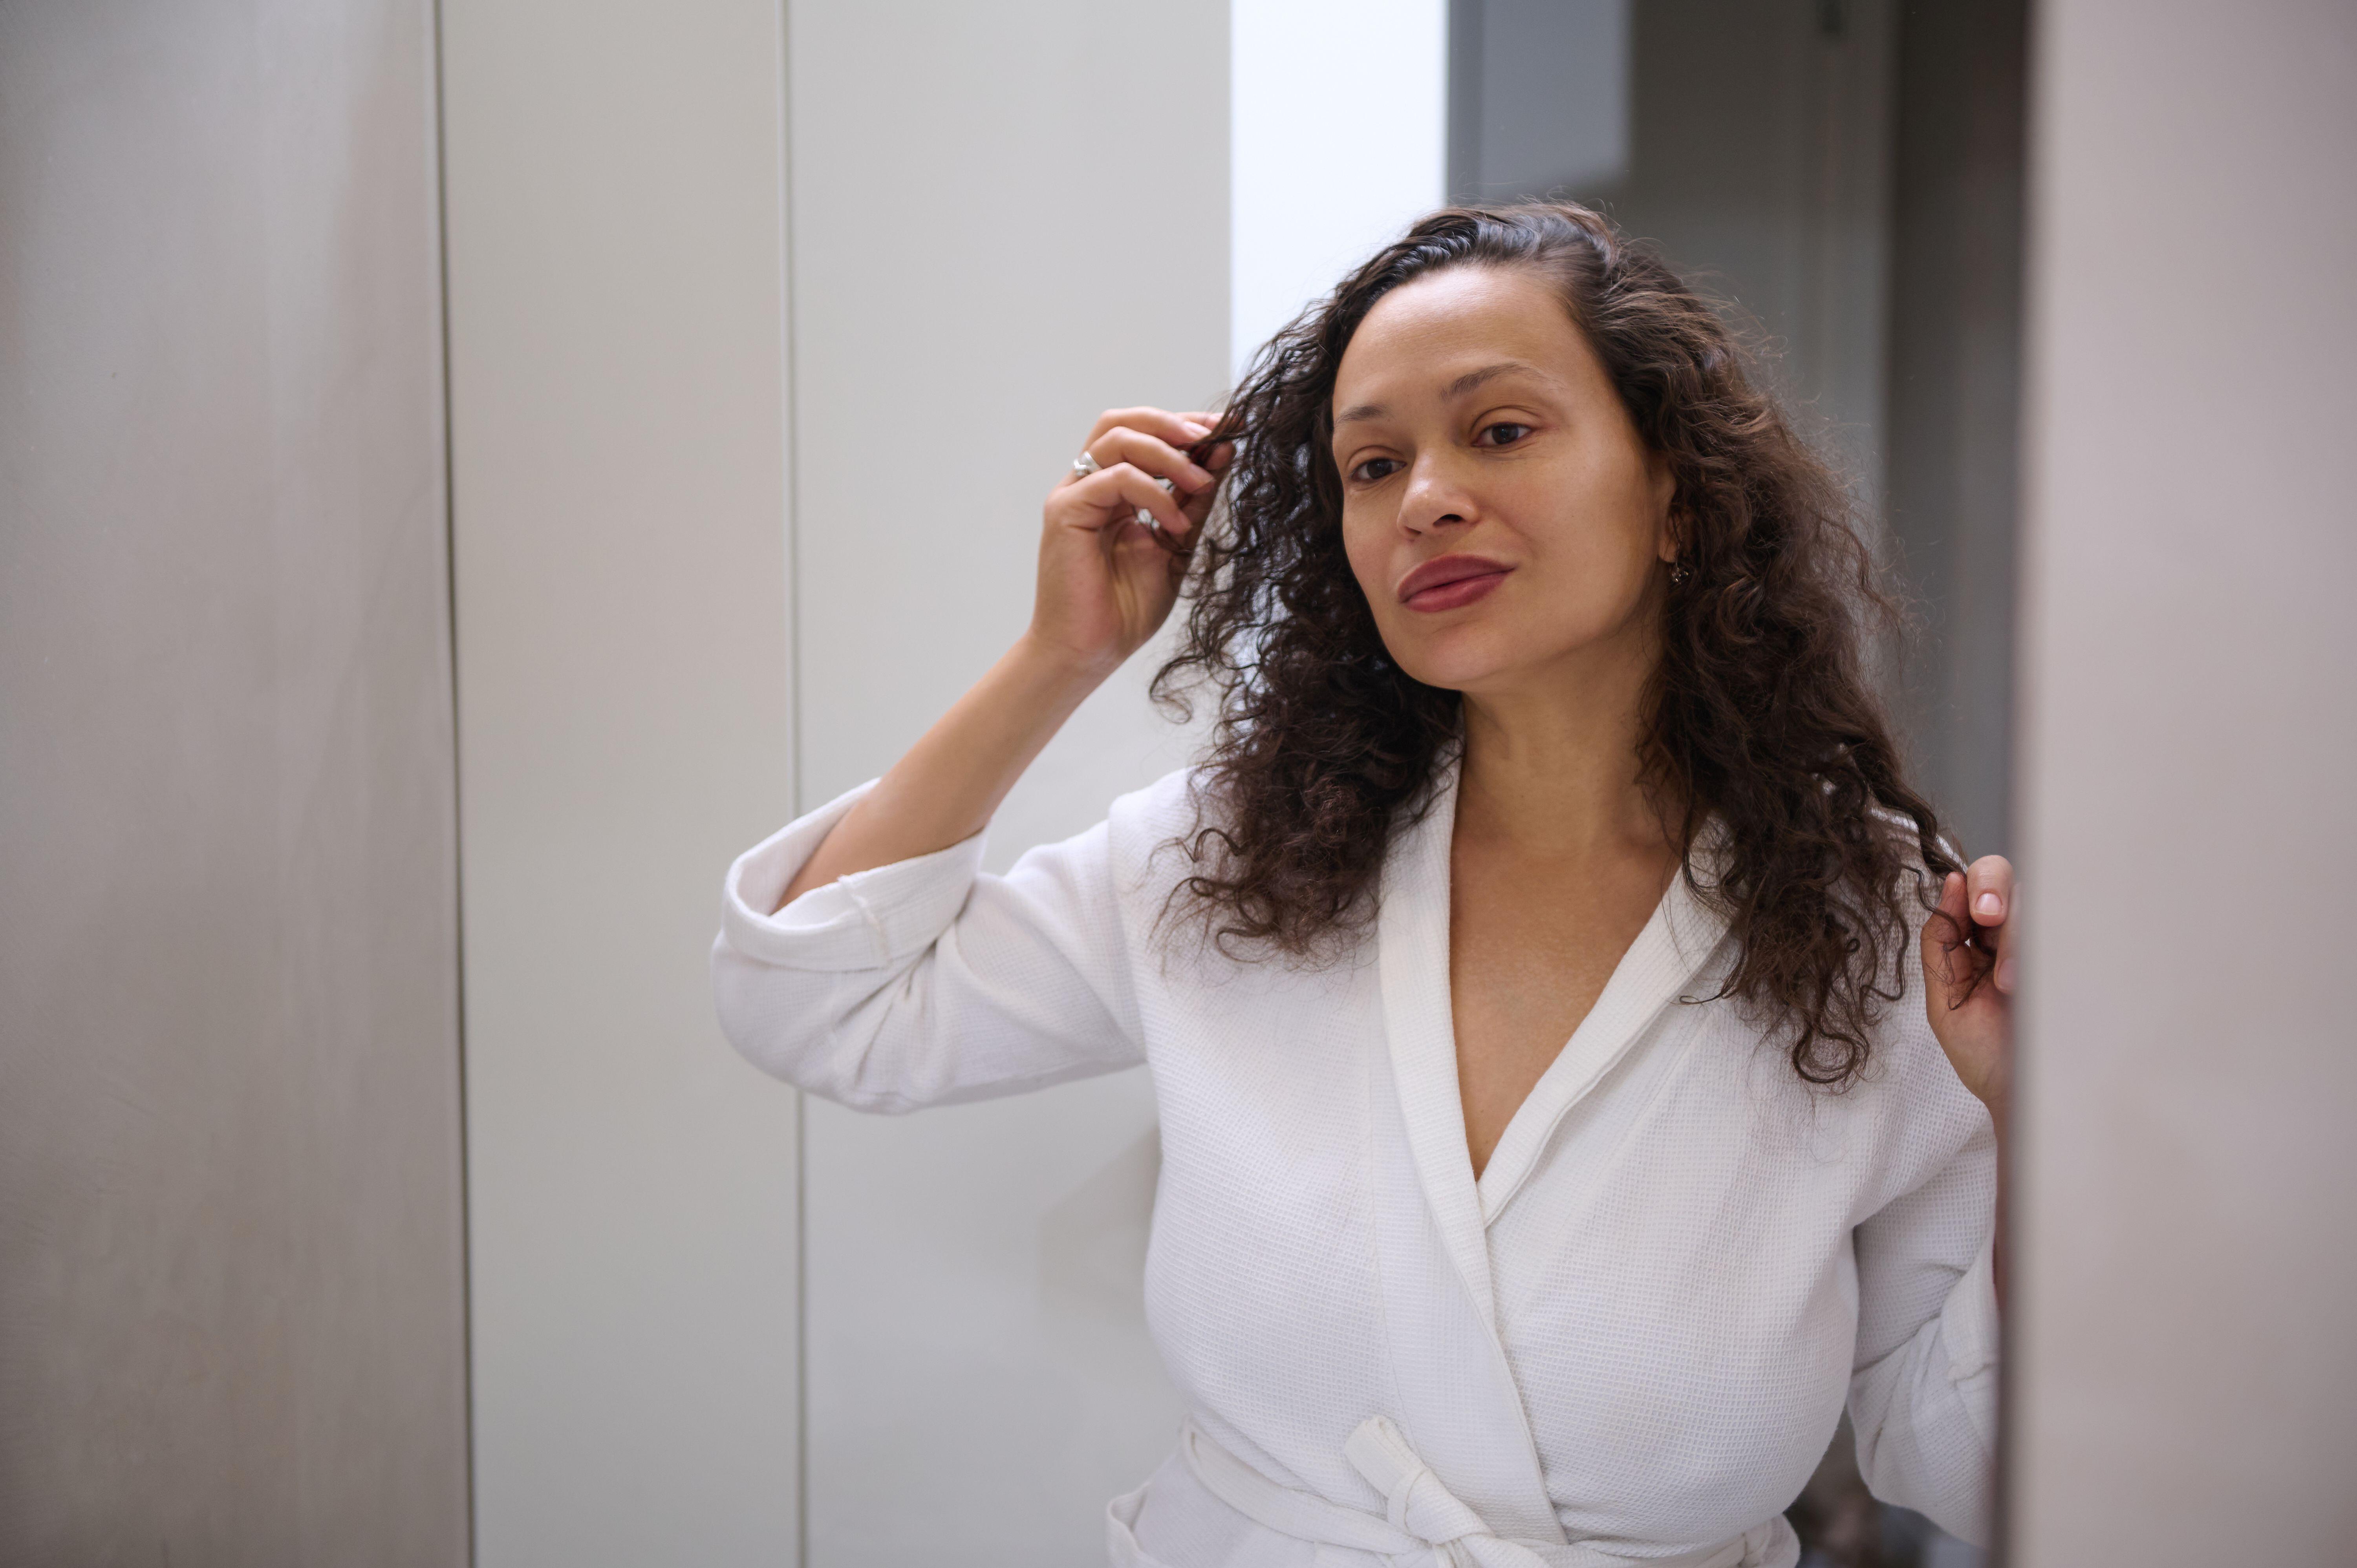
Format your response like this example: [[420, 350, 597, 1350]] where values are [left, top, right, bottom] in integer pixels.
[[1667, 558, 1691, 586]]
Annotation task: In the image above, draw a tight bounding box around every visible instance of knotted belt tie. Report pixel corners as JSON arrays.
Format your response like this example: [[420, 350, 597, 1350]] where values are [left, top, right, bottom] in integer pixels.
[[1179, 1416, 1777, 1568]]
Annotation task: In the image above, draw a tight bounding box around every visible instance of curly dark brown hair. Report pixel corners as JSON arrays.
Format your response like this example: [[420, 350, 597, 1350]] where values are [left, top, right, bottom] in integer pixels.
[[1152, 203, 1960, 1086]]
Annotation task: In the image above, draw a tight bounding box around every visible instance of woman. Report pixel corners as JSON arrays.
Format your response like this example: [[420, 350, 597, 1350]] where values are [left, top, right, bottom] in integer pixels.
[[714, 204, 2012, 1567]]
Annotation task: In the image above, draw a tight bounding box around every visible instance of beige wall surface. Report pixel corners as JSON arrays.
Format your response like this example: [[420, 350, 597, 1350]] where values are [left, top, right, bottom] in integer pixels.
[[438, 0, 801, 1562], [2011, 0, 2357, 1560], [787, 2, 1227, 1561], [0, 0, 469, 1561]]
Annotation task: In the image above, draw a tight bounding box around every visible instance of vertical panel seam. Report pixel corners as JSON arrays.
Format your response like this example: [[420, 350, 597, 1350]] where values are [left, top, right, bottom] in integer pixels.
[[426, 0, 478, 1560], [776, 0, 809, 1561]]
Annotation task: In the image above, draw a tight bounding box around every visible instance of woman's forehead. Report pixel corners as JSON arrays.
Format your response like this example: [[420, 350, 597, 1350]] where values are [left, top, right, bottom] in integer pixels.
[[1334, 268, 1591, 413]]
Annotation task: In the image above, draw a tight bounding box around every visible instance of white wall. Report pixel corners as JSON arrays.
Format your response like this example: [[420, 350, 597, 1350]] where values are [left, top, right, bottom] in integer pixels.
[[438, 2, 800, 1562], [784, 5, 1226, 1561], [1230, 0, 1447, 376], [2010, 0, 2357, 1560]]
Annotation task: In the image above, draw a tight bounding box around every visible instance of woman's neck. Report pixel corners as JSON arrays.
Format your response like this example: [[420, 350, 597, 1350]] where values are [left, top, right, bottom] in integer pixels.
[[1453, 635, 1676, 864]]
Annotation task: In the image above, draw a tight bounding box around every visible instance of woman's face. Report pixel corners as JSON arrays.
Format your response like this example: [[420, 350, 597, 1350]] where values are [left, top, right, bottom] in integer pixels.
[[1331, 265, 1675, 698]]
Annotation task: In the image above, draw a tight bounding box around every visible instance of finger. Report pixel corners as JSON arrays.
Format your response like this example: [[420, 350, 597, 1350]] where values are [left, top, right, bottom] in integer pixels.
[[1073, 462, 1191, 539], [1175, 442, 1238, 530], [1964, 854, 2015, 930], [1179, 411, 1233, 450], [1992, 875, 2021, 996], [1178, 475, 1222, 530], [1083, 406, 1215, 452], [1085, 427, 1218, 494], [1104, 512, 1177, 563], [1942, 871, 1972, 946]]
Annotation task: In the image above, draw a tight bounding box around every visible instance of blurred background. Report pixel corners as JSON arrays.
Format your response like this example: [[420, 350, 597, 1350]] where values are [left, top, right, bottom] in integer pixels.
[[3, 2, 2352, 1565]]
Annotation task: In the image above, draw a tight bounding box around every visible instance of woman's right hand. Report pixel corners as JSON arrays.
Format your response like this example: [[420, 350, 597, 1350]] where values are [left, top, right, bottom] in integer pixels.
[[774, 408, 1230, 909], [1030, 406, 1231, 673]]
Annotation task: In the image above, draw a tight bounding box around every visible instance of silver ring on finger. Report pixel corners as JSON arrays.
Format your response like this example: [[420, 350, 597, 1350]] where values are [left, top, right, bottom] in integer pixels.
[[1071, 451, 1100, 479], [1133, 475, 1175, 530]]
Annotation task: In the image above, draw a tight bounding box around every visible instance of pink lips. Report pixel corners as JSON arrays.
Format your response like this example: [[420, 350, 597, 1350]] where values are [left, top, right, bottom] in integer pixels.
[[1396, 553, 1513, 612]]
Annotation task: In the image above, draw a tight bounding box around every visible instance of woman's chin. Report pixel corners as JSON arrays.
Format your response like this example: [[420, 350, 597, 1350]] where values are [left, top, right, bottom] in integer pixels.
[[1391, 646, 1522, 696], [1383, 610, 1544, 685], [1394, 635, 1629, 702]]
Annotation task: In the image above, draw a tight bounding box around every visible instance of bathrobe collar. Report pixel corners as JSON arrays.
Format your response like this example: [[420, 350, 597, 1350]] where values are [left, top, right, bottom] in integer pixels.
[[1375, 744, 1738, 1328]]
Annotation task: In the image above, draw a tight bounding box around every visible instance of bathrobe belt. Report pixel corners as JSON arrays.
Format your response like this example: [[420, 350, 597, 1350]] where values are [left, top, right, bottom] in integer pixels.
[[1178, 1417, 1781, 1568]]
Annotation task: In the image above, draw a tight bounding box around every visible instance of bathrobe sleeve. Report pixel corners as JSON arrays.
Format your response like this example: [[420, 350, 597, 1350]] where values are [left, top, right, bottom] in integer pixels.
[[711, 778, 1146, 1113], [1845, 1053, 2002, 1546]]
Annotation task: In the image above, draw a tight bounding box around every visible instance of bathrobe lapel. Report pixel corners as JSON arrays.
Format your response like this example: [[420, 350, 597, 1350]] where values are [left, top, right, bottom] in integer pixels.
[[1368, 757, 1738, 1543], [1375, 755, 1497, 1330], [1370, 755, 1566, 1542]]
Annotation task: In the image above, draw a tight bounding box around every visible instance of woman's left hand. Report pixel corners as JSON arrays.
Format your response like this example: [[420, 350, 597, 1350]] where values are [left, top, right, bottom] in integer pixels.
[[1921, 856, 2016, 1117]]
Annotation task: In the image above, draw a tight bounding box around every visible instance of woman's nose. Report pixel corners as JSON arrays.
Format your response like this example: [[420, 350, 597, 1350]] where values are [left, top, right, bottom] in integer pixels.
[[1400, 462, 1477, 535]]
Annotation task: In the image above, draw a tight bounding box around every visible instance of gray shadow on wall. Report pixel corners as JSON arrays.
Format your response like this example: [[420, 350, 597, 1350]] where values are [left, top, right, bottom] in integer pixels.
[[1040, 1125, 1162, 1326]]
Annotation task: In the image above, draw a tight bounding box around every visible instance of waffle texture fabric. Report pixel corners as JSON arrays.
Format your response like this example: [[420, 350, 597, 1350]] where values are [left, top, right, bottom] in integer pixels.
[[713, 755, 1997, 1567]]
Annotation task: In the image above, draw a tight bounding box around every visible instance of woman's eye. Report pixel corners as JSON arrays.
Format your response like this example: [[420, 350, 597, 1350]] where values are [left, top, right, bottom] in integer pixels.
[[1478, 422, 1533, 448], [1350, 457, 1401, 483]]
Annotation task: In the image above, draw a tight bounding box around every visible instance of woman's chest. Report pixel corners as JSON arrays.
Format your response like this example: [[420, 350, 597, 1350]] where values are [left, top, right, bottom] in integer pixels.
[[1446, 836, 1676, 1181], [1142, 975, 1867, 1311], [1134, 965, 1875, 1521]]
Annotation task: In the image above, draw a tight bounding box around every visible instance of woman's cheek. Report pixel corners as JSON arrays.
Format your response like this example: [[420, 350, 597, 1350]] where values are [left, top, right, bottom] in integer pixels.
[[1340, 516, 1390, 614]]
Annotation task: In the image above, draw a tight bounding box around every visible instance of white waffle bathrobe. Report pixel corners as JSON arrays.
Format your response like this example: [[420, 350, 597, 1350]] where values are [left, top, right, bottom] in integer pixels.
[[712, 756, 1998, 1568]]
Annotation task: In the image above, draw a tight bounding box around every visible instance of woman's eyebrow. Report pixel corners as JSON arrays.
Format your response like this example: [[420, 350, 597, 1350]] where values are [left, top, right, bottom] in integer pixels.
[[1442, 360, 1542, 400], [1333, 361, 1545, 429]]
